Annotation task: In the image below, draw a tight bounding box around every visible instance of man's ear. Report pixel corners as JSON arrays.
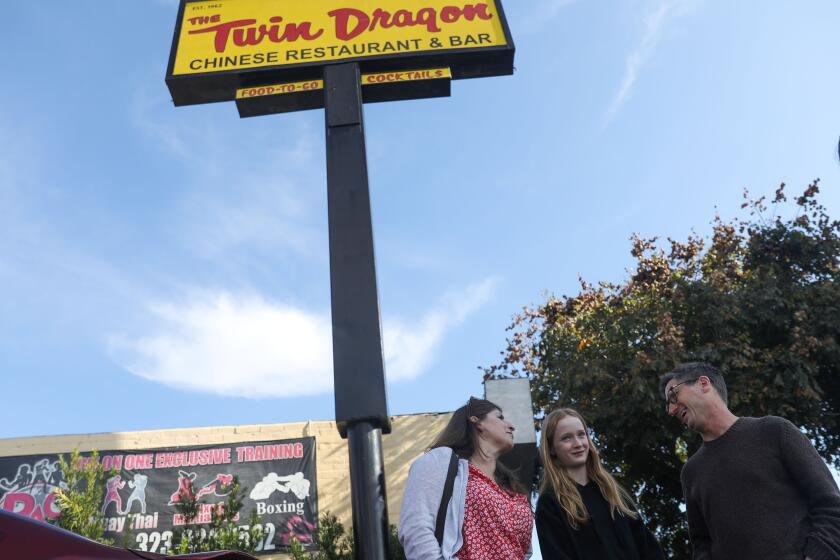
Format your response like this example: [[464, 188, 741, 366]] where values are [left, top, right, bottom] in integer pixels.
[[698, 375, 712, 392]]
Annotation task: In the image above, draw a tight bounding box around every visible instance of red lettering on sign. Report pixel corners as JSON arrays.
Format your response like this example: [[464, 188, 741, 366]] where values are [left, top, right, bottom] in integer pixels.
[[416, 8, 441, 32], [2, 492, 60, 521], [188, 15, 221, 26], [329, 3, 492, 41], [329, 8, 369, 41], [189, 18, 324, 53], [188, 5, 492, 50], [2, 493, 34, 515]]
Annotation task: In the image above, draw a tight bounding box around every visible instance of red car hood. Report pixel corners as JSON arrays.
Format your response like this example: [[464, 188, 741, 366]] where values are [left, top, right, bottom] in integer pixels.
[[160, 554, 257, 560], [0, 509, 256, 560]]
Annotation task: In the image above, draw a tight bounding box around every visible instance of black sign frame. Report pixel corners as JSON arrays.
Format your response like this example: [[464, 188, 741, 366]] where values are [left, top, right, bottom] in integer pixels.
[[165, 0, 515, 106]]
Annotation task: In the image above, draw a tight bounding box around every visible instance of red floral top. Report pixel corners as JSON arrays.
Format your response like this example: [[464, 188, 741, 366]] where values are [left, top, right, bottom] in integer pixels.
[[455, 463, 532, 560]]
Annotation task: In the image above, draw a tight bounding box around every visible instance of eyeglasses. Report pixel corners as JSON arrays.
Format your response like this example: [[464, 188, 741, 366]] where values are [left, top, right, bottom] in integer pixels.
[[665, 378, 698, 409]]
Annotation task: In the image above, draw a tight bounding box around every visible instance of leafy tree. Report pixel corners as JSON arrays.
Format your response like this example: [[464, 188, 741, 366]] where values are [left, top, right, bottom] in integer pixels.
[[290, 512, 351, 560], [209, 481, 264, 553], [51, 449, 116, 545], [288, 533, 313, 559], [387, 520, 406, 560], [172, 475, 265, 554], [288, 512, 405, 560], [485, 181, 840, 558]]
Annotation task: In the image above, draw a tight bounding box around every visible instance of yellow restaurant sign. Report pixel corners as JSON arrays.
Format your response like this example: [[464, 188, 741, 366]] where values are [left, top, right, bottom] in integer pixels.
[[172, 0, 507, 75], [166, 0, 513, 106], [236, 68, 452, 99]]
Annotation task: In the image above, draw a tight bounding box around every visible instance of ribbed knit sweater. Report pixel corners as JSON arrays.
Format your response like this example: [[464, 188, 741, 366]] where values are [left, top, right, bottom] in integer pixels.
[[681, 416, 840, 560]]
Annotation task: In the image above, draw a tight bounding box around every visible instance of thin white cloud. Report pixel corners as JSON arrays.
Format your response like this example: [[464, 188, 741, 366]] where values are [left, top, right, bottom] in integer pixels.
[[177, 162, 319, 260], [110, 292, 334, 398], [0, 123, 38, 280], [0, 119, 42, 222], [384, 277, 499, 381], [602, 0, 696, 127], [129, 85, 323, 262], [109, 278, 499, 398], [0, 119, 150, 330], [518, 0, 579, 35]]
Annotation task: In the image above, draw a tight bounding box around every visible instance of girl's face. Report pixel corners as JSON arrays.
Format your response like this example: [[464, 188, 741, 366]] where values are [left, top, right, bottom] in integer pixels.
[[551, 416, 590, 469]]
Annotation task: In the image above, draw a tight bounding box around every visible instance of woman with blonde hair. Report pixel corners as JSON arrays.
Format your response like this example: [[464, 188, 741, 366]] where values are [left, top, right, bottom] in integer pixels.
[[536, 408, 663, 559], [399, 397, 532, 560]]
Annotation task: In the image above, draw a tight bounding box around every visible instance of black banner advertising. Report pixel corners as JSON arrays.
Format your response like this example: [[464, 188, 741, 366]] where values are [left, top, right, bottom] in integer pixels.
[[0, 437, 317, 555]]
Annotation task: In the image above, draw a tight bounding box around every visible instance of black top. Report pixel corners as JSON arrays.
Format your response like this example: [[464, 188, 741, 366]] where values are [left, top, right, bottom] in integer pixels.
[[535, 482, 664, 560], [682, 416, 840, 560]]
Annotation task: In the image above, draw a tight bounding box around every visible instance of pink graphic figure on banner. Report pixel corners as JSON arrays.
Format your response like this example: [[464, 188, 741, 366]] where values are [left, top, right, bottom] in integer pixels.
[[168, 471, 197, 505], [197, 473, 234, 499], [101, 475, 125, 515]]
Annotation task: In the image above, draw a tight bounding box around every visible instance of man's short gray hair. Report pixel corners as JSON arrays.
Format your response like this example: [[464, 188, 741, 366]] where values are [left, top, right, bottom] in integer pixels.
[[659, 362, 728, 405]]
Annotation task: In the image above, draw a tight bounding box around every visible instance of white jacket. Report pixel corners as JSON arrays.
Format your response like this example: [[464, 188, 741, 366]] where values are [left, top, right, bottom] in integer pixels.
[[399, 447, 469, 560], [398, 447, 533, 560]]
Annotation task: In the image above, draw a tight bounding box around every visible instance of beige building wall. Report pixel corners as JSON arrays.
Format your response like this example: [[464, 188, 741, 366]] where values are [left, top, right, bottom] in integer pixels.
[[0, 412, 453, 560]]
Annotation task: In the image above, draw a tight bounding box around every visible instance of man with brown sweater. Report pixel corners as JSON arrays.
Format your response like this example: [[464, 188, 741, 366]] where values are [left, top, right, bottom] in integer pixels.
[[661, 362, 840, 559]]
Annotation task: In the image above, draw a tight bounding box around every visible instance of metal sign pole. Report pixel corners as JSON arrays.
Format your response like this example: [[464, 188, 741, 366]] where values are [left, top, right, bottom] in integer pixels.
[[324, 61, 391, 560]]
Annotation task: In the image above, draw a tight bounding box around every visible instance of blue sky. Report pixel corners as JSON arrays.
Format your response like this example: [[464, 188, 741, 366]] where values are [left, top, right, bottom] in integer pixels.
[[2, 0, 839, 442]]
